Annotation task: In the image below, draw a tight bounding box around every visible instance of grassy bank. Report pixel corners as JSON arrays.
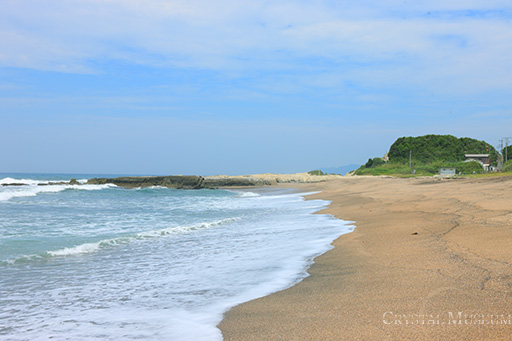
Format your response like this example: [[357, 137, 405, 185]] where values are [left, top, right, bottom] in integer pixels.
[[354, 160, 491, 177]]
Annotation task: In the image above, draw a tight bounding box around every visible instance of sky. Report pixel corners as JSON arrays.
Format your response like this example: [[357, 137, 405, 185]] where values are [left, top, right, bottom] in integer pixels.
[[1, 0, 512, 175]]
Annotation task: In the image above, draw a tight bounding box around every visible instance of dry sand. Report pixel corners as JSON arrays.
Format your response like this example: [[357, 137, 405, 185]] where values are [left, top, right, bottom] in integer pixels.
[[218, 175, 512, 340]]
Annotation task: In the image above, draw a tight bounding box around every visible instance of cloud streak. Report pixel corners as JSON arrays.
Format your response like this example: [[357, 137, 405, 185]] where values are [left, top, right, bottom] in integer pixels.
[[2, 0, 511, 93]]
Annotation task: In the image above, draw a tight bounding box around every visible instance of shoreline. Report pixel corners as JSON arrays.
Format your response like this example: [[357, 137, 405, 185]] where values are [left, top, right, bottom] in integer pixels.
[[0, 176, 347, 340], [218, 176, 512, 339]]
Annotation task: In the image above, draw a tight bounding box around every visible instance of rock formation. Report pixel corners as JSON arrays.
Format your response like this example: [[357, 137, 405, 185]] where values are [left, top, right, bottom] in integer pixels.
[[86, 176, 271, 189]]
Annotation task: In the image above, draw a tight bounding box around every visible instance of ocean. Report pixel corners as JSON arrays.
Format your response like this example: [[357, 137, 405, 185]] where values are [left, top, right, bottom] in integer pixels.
[[0, 173, 354, 340]]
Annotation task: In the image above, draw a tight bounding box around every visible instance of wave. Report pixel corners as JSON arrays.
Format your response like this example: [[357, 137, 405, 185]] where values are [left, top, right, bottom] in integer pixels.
[[0, 177, 89, 185], [47, 242, 102, 257], [0, 177, 49, 185], [2, 218, 240, 265], [235, 191, 261, 198], [0, 181, 116, 202]]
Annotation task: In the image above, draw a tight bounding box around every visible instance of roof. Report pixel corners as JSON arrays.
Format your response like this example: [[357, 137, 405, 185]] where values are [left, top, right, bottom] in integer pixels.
[[465, 154, 489, 158]]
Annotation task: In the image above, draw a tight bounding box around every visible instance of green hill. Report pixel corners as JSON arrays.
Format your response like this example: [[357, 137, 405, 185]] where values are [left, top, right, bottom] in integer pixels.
[[355, 134, 499, 176], [388, 135, 498, 164]]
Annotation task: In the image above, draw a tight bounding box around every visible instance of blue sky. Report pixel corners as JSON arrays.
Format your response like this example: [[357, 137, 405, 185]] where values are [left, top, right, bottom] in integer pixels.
[[1, 0, 512, 175]]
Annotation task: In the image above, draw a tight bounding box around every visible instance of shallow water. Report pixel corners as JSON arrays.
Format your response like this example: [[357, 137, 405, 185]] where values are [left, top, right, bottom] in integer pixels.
[[0, 173, 353, 340]]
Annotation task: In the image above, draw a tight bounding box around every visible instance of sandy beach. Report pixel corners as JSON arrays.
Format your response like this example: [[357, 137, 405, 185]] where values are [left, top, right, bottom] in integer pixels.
[[219, 175, 512, 339]]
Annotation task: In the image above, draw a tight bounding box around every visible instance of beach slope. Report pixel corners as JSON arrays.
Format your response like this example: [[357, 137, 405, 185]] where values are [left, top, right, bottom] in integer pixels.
[[219, 176, 512, 339]]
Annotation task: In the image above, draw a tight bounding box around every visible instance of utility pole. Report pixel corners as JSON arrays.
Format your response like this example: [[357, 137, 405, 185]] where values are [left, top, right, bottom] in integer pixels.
[[498, 139, 504, 170], [409, 150, 412, 169], [503, 137, 512, 163]]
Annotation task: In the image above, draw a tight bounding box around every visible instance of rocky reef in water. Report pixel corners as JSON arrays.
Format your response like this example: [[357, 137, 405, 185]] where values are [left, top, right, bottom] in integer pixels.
[[1, 173, 341, 189], [86, 176, 271, 189]]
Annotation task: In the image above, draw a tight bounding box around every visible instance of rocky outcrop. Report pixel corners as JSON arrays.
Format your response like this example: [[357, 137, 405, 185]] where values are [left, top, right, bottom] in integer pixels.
[[87, 176, 206, 189], [86, 176, 271, 189], [2, 173, 341, 189], [203, 177, 271, 188]]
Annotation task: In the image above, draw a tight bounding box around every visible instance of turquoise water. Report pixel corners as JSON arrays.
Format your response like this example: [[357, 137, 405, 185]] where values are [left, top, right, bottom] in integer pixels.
[[0, 173, 353, 340]]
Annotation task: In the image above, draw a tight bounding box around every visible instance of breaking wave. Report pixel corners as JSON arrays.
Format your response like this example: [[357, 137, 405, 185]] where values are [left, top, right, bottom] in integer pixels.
[[235, 191, 261, 198], [2, 218, 240, 265], [0, 177, 116, 202]]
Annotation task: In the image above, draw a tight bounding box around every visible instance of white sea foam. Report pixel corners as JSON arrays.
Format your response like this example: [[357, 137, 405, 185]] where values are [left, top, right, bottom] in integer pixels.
[[235, 191, 261, 197], [47, 242, 101, 257], [0, 177, 91, 185], [0, 177, 49, 185], [0, 185, 64, 201], [0, 181, 116, 202], [42, 218, 240, 258], [136, 217, 240, 238]]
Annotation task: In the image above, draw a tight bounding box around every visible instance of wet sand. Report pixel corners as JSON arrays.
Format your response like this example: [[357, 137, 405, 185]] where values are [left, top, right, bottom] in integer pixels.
[[218, 176, 512, 339]]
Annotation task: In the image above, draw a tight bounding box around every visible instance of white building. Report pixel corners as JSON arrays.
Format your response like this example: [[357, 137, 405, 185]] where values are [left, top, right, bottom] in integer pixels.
[[464, 154, 490, 171]]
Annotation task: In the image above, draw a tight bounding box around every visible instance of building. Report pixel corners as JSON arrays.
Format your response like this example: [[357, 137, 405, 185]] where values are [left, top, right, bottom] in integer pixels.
[[464, 154, 490, 171], [439, 168, 456, 176]]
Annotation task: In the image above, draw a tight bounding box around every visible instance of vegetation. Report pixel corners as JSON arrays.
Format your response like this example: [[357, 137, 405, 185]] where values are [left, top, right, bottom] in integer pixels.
[[502, 146, 512, 163], [355, 160, 484, 176], [354, 134, 498, 176], [388, 135, 498, 165], [364, 157, 385, 168], [502, 160, 512, 172], [308, 170, 325, 175]]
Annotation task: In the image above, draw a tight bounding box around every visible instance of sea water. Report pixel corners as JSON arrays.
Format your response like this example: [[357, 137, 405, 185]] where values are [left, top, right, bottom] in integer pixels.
[[0, 173, 354, 340]]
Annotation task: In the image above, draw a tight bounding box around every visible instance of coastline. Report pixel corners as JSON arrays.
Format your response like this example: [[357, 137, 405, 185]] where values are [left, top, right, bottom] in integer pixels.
[[0, 175, 347, 340], [218, 176, 512, 339]]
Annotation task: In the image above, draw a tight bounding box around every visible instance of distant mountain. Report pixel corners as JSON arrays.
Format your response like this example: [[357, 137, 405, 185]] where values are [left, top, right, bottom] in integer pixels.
[[320, 164, 360, 175]]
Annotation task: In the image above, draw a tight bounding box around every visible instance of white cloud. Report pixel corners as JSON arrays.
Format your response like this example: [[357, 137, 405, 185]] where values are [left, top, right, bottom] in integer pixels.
[[1, 0, 511, 94]]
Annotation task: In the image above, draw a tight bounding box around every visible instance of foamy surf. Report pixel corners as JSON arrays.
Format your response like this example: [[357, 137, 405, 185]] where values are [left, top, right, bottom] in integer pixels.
[[47, 242, 101, 257], [235, 191, 261, 197], [2, 218, 241, 264], [0, 177, 50, 185], [0, 180, 116, 202], [0, 177, 88, 185], [0, 175, 353, 341]]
